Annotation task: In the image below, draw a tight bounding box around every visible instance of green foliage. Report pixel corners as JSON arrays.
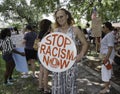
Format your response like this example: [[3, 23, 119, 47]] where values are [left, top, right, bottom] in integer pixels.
[[69, 0, 120, 23], [31, 0, 59, 13], [10, 23, 22, 29], [0, 0, 43, 25], [0, 0, 120, 26]]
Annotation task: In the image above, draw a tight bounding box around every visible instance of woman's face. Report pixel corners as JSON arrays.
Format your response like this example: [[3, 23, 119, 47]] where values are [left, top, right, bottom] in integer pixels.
[[103, 25, 108, 33], [55, 10, 68, 26]]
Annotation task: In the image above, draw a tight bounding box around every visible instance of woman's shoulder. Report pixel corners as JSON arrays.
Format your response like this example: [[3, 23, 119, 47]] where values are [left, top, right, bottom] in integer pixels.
[[72, 26, 81, 32], [106, 32, 114, 38], [71, 26, 77, 30], [72, 26, 82, 35]]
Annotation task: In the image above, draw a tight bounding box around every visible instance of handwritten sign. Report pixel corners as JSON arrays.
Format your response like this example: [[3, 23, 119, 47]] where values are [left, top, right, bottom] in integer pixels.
[[12, 47, 28, 73], [11, 34, 25, 48], [92, 17, 102, 37], [38, 32, 77, 72]]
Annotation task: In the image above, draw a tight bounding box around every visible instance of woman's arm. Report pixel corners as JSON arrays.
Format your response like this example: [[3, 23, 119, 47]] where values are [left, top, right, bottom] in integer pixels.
[[12, 49, 25, 56], [105, 46, 113, 59], [74, 27, 88, 62], [22, 39, 26, 45]]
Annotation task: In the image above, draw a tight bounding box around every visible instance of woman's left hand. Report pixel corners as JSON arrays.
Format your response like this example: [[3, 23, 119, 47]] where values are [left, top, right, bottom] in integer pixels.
[[75, 53, 83, 62]]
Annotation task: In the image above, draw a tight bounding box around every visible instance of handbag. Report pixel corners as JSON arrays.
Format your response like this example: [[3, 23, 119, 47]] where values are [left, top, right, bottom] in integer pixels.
[[103, 59, 112, 70], [33, 37, 40, 51], [33, 31, 50, 51]]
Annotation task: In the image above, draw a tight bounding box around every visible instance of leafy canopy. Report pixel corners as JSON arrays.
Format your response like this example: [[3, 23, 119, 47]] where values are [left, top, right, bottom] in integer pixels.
[[0, 0, 120, 26]]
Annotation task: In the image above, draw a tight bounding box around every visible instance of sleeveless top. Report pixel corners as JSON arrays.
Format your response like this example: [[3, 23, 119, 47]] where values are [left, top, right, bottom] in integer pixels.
[[56, 26, 76, 44], [52, 26, 78, 94]]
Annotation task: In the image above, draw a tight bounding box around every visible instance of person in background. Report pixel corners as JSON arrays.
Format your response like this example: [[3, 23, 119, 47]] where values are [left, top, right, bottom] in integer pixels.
[[22, 25, 37, 78], [86, 23, 93, 43], [37, 19, 52, 94], [11, 28, 29, 78], [13, 27, 19, 34], [82, 28, 89, 42], [101, 26, 106, 39], [113, 48, 120, 66], [99, 22, 115, 94], [77, 25, 82, 30], [113, 28, 119, 50], [0, 28, 25, 85], [52, 8, 88, 94]]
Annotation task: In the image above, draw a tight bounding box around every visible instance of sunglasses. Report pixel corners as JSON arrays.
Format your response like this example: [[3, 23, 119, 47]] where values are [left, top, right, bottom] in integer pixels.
[[56, 15, 64, 20]]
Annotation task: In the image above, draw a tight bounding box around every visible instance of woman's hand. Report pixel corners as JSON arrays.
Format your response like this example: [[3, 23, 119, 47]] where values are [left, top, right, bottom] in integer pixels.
[[20, 52, 25, 56], [75, 53, 83, 62]]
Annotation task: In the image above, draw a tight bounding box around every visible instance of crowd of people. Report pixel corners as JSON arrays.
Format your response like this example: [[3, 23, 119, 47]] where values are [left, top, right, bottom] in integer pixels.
[[0, 8, 120, 94]]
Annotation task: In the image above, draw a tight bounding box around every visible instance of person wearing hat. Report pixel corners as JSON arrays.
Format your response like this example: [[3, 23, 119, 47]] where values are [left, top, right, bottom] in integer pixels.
[[99, 22, 115, 93]]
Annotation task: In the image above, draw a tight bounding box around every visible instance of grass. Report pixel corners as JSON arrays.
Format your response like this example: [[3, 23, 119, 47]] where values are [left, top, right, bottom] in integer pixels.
[[0, 52, 42, 94], [0, 43, 99, 94]]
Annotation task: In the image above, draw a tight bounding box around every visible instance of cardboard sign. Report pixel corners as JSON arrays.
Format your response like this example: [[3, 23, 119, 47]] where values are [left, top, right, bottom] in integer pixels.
[[92, 17, 102, 37], [38, 32, 77, 72], [12, 47, 28, 73], [11, 34, 25, 48]]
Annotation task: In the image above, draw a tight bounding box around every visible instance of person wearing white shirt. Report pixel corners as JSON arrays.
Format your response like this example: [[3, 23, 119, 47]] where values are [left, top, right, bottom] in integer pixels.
[[99, 22, 115, 94]]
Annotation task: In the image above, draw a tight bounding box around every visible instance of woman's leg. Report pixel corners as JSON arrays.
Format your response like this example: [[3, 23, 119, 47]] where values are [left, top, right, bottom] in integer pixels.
[[29, 59, 36, 77], [31, 60, 35, 75], [4, 62, 9, 83], [43, 68, 49, 92], [104, 81, 110, 89], [100, 64, 111, 93], [100, 81, 110, 93], [38, 65, 44, 89], [4, 62, 12, 83], [9, 61, 15, 79]]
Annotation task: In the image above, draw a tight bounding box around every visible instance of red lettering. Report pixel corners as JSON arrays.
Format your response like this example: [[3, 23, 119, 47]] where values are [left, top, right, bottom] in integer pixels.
[[40, 44, 46, 54], [52, 34, 58, 46], [60, 59, 70, 69], [43, 56, 70, 69], [64, 37, 71, 48], [57, 35, 64, 47], [60, 48, 66, 59], [45, 35, 51, 45], [57, 47, 61, 58], [66, 50, 74, 60], [52, 47, 58, 57], [46, 46, 51, 55], [50, 58, 59, 68], [43, 55, 50, 65]]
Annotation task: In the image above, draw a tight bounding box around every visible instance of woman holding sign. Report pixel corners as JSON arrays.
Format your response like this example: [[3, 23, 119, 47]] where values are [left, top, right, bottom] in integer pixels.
[[52, 8, 88, 94]]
